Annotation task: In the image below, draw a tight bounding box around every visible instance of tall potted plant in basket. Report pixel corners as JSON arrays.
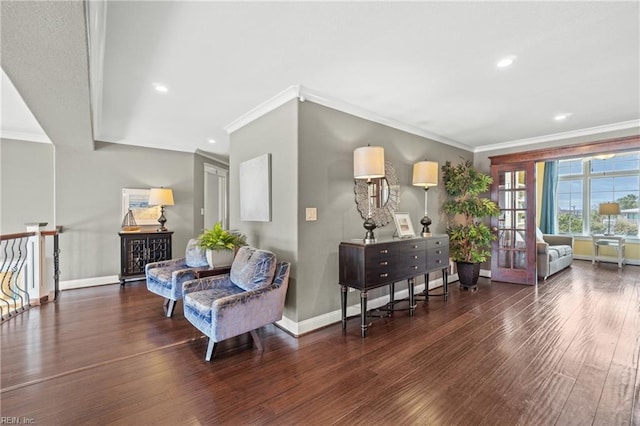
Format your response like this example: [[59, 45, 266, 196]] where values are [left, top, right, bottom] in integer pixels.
[[198, 222, 247, 268], [441, 160, 499, 290]]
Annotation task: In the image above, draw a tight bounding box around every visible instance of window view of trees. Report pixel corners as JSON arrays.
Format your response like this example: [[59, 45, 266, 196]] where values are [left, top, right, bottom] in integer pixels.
[[556, 153, 639, 236]]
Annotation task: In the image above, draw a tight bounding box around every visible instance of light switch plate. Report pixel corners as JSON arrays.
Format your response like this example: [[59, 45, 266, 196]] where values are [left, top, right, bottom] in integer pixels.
[[305, 207, 317, 221]]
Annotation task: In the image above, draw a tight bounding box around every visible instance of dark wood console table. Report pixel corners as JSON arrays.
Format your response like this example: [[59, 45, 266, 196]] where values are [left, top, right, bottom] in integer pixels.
[[338, 235, 449, 337]]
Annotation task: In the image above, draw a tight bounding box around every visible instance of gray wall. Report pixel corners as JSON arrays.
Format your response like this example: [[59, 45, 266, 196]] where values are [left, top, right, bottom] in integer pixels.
[[297, 101, 470, 321], [1, 138, 228, 284], [0, 138, 55, 234], [55, 142, 196, 281], [230, 99, 471, 323], [229, 99, 299, 320]]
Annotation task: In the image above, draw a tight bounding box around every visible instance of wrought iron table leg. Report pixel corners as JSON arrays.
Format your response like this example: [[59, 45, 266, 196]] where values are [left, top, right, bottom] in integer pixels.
[[408, 278, 416, 316], [341, 285, 348, 329], [360, 291, 368, 338], [443, 268, 448, 301]]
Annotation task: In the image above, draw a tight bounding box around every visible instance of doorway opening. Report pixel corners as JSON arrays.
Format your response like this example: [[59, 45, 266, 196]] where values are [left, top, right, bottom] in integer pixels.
[[204, 164, 228, 230]]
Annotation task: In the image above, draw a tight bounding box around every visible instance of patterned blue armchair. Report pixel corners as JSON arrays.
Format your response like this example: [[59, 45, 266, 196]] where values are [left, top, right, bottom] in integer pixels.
[[182, 246, 290, 361], [145, 238, 210, 317]]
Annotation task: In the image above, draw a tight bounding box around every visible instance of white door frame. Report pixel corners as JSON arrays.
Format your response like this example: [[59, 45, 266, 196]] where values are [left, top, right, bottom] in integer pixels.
[[204, 164, 228, 229]]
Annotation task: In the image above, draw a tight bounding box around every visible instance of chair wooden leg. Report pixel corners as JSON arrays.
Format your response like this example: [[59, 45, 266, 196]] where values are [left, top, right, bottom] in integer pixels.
[[205, 339, 217, 362], [250, 330, 263, 352], [165, 300, 176, 318]]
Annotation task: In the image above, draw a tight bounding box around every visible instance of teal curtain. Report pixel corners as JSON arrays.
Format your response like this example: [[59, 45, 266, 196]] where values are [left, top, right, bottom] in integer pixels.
[[540, 160, 558, 234]]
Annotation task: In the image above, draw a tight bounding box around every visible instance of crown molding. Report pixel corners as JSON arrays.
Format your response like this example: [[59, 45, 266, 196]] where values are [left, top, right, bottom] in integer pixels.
[[1, 130, 51, 144], [195, 149, 229, 165], [475, 119, 640, 153], [224, 86, 301, 134], [298, 86, 473, 151], [224, 85, 475, 152]]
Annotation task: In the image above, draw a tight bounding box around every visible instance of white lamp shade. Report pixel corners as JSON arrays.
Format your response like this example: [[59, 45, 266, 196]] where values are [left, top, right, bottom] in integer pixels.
[[598, 202, 620, 215], [412, 161, 438, 187], [148, 188, 175, 206], [354, 146, 385, 179]]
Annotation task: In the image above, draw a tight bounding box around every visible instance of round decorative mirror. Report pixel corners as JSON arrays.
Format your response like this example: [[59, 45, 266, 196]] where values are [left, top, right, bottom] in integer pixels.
[[354, 161, 400, 227]]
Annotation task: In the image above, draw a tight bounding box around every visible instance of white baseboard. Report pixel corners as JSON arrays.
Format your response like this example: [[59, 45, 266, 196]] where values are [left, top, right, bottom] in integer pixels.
[[573, 254, 639, 266], [60, 275, 119, 290], [277, 276, 451, 337]]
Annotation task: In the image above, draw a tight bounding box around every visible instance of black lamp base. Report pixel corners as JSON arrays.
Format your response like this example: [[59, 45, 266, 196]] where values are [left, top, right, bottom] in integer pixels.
[[157, 206, 168, 232], [363, 218, 376, 243], [420, 215, 432, 237]]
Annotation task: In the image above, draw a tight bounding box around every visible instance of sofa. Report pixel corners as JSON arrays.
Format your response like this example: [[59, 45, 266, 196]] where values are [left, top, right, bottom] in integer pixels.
[[537, 231, 574, 280]]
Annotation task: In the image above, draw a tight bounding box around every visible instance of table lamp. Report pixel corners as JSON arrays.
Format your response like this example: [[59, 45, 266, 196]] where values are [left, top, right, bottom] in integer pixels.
[[354, 146, 385, 243], [412, 160, 438, 237], [598, 202, 620, 236], [149, 187, 175, 231]]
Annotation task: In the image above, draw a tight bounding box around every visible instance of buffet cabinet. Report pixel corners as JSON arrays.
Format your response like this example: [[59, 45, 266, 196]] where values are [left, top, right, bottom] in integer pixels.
[[339, 235, 449, 337], [119, 231, 173, 285]]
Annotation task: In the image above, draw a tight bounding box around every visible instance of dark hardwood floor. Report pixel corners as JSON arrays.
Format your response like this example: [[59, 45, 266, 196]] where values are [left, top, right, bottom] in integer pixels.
[[1, 259, 639, 425]]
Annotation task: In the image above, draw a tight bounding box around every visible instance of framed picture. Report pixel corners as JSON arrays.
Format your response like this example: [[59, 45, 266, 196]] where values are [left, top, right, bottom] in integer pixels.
[[121, 188, 160, 226], [239, 153, 271, 222], [393, 212, 415, 238]]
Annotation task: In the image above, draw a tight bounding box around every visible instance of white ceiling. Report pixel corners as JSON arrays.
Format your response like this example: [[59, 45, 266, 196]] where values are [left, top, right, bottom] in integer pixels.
[[2, 1, 639, 155]]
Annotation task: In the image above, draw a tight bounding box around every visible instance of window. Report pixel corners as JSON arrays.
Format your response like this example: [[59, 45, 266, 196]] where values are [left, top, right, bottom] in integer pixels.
[[557, 153, 640, 237]]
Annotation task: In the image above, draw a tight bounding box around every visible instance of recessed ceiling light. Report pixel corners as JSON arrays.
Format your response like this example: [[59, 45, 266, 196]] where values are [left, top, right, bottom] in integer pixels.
[[208, 139, 216, 144], [153, 83, 168, 93], [496, 56, 516, 68], [554, 113, 572, 121]]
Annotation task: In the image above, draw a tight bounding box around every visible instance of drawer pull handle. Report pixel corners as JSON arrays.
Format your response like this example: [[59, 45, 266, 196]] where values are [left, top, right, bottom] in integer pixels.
[[436, 241, 441, 245], [412, 245, 418, 249], [436, 260, 442, 264], [379, 273, 388, 278], [436, 250, 442, 254], [380, 249, 388, 254], [412, 255, 418, 259], [411, 266, 418, 270], [379, 261, 388, 266]]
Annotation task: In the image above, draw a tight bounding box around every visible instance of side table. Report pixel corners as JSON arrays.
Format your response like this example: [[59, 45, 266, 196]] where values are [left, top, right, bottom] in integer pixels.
[[592, 235, 625, 268], [194, 267, 231, 279]]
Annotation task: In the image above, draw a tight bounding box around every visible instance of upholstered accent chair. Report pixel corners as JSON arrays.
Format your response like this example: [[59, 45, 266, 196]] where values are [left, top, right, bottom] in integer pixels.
[[145, 238, 211, 317], [182, 246, 290, 361]]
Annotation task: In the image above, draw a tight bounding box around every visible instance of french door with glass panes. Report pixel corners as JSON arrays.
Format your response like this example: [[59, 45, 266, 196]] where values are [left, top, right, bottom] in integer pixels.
[[490, 162, 537, 285]]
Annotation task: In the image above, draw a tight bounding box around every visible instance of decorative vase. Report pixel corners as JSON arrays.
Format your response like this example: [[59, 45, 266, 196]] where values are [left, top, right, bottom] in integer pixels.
[[457, 261, 481, 290], [206, 249, 234, 269]]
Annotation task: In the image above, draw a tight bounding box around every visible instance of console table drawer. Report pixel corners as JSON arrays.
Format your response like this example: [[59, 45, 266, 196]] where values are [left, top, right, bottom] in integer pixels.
[[427, 237, 447, 249], [400, 240, 426, 253], [427, 255, 447, 270], [427, 245, 448, 271], [366, 267, 399, 284]]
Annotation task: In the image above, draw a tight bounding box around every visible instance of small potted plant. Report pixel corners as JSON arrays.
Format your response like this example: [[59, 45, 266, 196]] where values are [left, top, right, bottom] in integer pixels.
[[198, 222, 247, 268], [441, 160, 499, 290]]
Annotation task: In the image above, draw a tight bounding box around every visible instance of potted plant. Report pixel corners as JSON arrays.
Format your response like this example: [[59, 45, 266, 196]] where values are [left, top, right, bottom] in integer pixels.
[[441, 160, 499, 290], [198, 222, 247, 268]]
